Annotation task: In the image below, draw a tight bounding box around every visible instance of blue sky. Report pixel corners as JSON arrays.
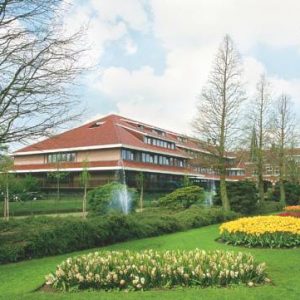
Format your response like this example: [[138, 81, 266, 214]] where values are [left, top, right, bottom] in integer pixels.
[[65, 0, 300, 134]]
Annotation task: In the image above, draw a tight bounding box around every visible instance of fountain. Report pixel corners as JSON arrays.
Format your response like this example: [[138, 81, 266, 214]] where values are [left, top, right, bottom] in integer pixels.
[[204, 179, 216, 207], [114, 160, 132, 214]]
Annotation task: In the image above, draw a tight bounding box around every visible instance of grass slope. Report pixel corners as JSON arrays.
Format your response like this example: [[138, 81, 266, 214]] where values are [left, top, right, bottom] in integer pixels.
[[0, 224, 299, 300]]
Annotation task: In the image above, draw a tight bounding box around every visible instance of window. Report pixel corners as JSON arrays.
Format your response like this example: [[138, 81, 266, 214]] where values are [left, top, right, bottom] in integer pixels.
[[121, 148, 186, 168], [143, 136, 175, 149], [47, 152, 76, 163], [121, 149, 134, 161]]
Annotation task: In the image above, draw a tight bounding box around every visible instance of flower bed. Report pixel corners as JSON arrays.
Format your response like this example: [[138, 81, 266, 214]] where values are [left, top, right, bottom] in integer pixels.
[[278, 212, 300, 218], [284, 205, 300, 212], [45, 249, 268, 291], [219, 216, 300, 248]]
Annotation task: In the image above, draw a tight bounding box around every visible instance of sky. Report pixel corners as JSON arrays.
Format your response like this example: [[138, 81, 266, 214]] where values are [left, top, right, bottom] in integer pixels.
[[64, 0, 300, 136]]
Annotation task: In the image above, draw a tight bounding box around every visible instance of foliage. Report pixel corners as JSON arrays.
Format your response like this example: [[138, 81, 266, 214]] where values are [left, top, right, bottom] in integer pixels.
[[269, 182, 300, 205], [220, 216, 300, 248], [0, 175, 40, 202], [214, 181, 258, 215], [0, 207, 238, 264], [80, 160, 90, 218], [159, 186, 204, 209], [45, 249, 268, 291], [255, 201, 283, 214], [181, 175, 193, 187], [88, 182, 138, 215]]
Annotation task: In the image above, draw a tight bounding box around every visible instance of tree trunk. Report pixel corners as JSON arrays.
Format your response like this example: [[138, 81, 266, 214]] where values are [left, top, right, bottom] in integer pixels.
[[279, 178, 286, 206], [83, 183, 87, 219], [220, 169, 230, 211], [5, 181, 9, 221], [140, 185, 144, 212], [3, 196, 7, 220], [279, 153, 286, 206], [57, 176, 60, 201], [257, 172, 265, 203]]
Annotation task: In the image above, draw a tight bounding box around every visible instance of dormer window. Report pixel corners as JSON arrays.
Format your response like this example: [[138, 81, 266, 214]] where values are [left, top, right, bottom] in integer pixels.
[[89, 121, 104, 129], [177, 136, 187, 143], [152, 128, 165, 136]]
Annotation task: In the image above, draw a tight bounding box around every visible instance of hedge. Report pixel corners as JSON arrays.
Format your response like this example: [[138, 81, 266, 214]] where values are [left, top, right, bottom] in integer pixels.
[[0, 207, 238, 264]]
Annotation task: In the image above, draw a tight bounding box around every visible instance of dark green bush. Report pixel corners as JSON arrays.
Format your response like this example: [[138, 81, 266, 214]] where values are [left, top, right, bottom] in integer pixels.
[[0, 207, 238, 264], [269, 182, 300, 205], [214, 181, 258, 215], [255, 201, 284, 214], [88, 182, 138, 215], [159, 185, 205, 209]]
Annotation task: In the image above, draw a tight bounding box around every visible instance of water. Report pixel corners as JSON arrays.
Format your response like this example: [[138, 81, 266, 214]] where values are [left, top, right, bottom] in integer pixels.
[[114, 160, 132, 214], [205, 180, 216, 207]]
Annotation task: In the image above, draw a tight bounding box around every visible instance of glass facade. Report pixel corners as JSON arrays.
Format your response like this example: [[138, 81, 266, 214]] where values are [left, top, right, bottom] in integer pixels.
[[121, 149, 186, 167], [47, 152, 76, 163], [144, 136, 175, 149]]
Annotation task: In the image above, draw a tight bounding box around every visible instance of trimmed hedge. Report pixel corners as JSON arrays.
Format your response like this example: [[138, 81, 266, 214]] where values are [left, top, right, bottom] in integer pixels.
[[0, 207, 238, 264], [159, 186, 205, 209]]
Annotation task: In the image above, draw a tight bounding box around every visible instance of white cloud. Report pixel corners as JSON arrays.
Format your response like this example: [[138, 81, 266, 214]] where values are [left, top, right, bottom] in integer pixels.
[[124, 38, 138, 55], [63, 0, 149, 62], [66, 0, 300, 133], [151, 0, 300, 52]]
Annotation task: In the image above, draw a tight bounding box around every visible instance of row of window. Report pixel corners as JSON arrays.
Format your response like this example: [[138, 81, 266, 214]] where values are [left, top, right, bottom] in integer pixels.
[[193, 166, 219, 175], [47, 152, 76, 163], [228, 170, 245, 176], [144, 136, 175, 149], [122, 149, 186, 167]]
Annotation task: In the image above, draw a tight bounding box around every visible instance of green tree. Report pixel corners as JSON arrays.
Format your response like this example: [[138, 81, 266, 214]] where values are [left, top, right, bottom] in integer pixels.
[[159, 186, 205, 209], [80, 160, 90, 219], [182, 175, 192, 187], [47, 162, 69, 201]]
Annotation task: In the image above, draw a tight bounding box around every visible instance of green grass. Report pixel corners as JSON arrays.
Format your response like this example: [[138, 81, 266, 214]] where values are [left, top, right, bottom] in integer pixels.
[[0, 197, 83, 217], [0, 192, 165, 217], [0, 224, 299, 300]]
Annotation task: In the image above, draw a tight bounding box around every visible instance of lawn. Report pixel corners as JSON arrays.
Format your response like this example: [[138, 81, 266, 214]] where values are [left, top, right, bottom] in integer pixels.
[[0, 197, 83, 217], [0, 224, 299, 300], [0, 192, 165, 217]]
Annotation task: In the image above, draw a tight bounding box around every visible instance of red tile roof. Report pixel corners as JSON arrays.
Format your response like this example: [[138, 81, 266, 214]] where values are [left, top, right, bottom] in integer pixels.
[[14, 114, 203, 157]]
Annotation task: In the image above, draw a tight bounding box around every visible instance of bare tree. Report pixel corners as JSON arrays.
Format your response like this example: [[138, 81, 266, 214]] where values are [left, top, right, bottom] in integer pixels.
[[285, 132, 300, 184], [0, 0, 88, 144], [248, 74, 272, 203], [0, 154, 13, 221], [271, 94, 297, 205], [193, 35, 245, 211]]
